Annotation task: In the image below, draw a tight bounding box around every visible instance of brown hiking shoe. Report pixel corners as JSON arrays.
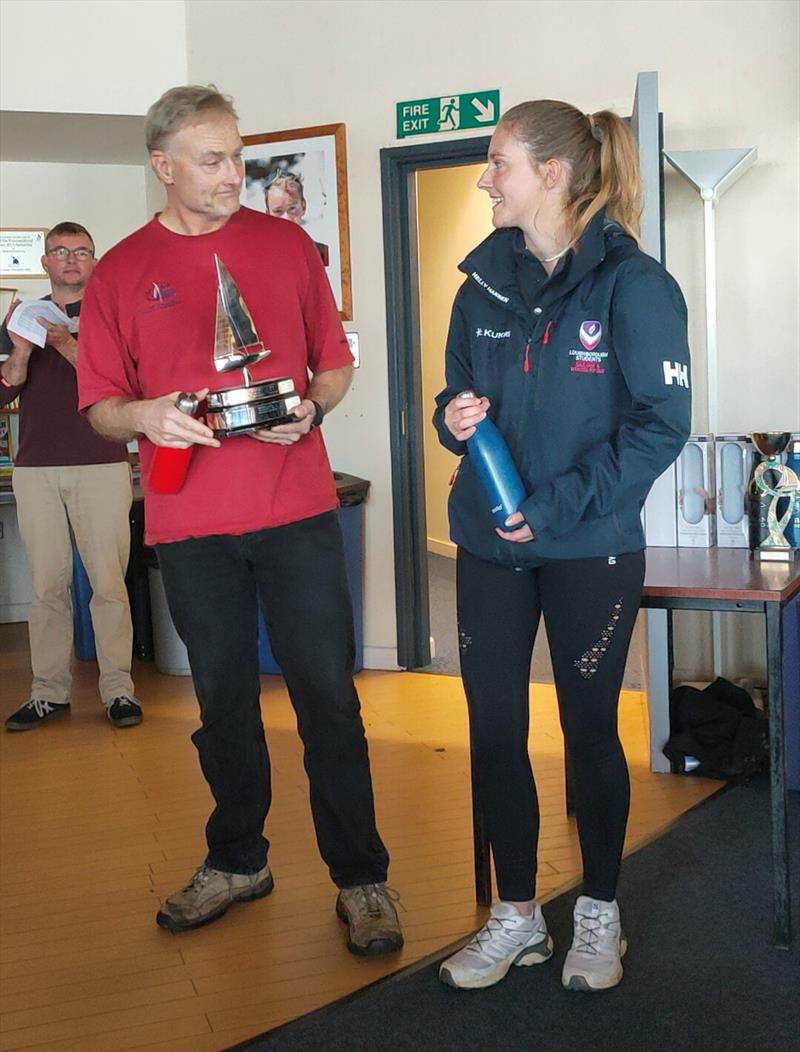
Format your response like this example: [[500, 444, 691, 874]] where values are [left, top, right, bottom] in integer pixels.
[[156, 862, 274, 933], [336, 882, 404, 956]]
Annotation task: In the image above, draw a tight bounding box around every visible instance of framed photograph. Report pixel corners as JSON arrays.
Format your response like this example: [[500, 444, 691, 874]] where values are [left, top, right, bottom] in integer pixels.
[[0, 412, 14, 464], [241, 124, 352, 320], [1, 229, 47, 279]]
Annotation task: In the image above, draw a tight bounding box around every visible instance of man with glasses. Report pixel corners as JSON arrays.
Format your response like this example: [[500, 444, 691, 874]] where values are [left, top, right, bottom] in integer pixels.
[[0, 221, 141, 732]]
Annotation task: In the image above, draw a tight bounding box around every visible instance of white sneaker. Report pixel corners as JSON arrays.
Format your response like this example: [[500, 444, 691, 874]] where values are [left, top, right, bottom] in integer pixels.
[[439, 902, 553, 989], [562, 895, 627, 992]]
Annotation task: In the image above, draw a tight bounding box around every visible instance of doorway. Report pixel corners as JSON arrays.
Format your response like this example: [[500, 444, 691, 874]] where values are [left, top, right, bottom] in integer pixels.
[[416, 162, 489, 674], [380, 136, 490, 670]]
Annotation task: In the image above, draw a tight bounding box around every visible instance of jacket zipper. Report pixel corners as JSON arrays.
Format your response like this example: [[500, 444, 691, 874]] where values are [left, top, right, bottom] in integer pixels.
[[522, 319, 552, 373]]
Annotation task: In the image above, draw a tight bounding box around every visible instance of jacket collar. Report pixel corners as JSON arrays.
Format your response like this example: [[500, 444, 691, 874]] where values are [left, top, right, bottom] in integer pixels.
[[460, 208, 631, 311]]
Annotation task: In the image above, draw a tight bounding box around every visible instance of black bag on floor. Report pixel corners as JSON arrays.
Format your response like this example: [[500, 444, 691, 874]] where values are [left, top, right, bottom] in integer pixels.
[[663, 676, 769, 780]]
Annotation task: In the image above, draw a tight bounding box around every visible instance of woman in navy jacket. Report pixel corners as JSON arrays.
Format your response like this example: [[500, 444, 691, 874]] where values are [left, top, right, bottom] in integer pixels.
[[434, 100, 691, 993]]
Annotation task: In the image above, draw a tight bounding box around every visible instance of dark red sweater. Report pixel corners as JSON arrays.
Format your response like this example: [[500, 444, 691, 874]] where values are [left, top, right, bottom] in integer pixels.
[[0, 298, 127, 467]]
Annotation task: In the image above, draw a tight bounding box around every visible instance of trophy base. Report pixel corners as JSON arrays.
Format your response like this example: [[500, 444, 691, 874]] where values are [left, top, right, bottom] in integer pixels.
[[206, 392, 301, 437], [754, 547, 799, 562]]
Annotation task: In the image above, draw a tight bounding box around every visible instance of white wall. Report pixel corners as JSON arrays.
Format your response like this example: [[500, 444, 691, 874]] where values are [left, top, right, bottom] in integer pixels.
[[184, 0, 799, 672], [0, 0, 188, 116], [0, 162, 149, 295]]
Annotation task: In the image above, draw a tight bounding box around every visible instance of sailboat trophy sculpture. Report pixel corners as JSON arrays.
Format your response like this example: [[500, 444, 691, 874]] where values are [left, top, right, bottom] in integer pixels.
[[149, 256, 300, 493]]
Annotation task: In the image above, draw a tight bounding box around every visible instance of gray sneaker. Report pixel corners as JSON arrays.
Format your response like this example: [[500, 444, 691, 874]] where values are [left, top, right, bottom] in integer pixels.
[[562, 895, 627, 992], [156, 862, 274, 933], [336, 882, 404, 956]]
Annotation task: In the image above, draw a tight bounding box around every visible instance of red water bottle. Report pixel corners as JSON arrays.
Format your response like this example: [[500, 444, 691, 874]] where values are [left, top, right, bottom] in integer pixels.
[[149, 392, 200, 495]]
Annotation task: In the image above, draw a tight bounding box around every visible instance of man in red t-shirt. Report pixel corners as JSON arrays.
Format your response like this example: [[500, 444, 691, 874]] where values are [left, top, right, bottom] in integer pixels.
[[77, 85, 402, 956], [0, 221, 141, 733]]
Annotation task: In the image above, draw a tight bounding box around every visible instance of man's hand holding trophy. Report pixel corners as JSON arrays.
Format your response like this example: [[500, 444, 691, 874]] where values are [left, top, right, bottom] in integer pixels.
[[150, 256, 305, 493]]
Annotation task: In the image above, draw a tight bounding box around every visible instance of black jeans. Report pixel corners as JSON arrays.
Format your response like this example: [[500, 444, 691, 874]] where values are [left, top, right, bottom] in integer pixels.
[[156, 511, 389, 887], [457, 547, 646, 903]]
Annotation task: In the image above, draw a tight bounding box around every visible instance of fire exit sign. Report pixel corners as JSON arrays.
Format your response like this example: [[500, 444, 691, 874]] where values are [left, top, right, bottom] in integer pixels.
[[396, 90, 500, 138]]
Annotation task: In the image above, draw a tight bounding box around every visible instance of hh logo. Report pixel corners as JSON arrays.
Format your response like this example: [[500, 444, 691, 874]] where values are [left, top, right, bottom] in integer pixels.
[[578, 320, 602, 351], [663, 361, 689, 388]]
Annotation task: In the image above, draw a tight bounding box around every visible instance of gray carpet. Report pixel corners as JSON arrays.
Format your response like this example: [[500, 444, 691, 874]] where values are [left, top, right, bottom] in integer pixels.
[[228, 776, 799, 1052], [422, 552, 646, 690]]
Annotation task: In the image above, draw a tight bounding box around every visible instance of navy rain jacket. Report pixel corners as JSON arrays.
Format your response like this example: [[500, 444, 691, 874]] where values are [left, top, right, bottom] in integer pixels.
[[433, 209, 691, 568]]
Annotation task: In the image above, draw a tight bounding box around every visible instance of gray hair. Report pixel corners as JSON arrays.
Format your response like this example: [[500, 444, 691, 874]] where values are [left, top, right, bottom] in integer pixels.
[[145, 84, 238, 152]]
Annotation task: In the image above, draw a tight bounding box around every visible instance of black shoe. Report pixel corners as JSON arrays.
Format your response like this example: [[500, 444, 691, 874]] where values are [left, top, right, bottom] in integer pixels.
[[107, 696, 143, 727], [5, 699, 71, 732]]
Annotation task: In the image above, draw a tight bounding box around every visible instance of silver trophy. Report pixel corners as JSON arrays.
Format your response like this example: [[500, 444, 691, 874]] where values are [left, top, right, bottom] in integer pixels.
[[204, 255, 300, 437], [751, 431, 800, 562]]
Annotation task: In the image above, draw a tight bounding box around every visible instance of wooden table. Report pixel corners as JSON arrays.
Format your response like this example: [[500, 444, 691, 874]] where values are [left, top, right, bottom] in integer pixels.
[[470, 547, 800, 948], [640, 547, 800, 947]]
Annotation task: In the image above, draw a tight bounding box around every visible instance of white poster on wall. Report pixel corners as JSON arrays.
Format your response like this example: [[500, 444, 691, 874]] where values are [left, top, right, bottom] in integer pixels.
[[0, 229, 47, 278]]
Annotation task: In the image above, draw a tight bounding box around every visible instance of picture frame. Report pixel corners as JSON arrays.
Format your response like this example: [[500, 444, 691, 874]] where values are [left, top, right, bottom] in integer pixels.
[[241, 123, 352, 320], [0, 412, 14, 464], [1, 229, 47, 279]]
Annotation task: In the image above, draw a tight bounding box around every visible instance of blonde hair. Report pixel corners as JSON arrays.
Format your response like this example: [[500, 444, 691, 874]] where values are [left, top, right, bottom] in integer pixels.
[[499, 100, 642, 249]]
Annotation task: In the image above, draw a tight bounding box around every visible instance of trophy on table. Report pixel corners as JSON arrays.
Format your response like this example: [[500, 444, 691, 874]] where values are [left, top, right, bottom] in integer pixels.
[[150, 256, 300, 493], [750, 431, 800, 562]]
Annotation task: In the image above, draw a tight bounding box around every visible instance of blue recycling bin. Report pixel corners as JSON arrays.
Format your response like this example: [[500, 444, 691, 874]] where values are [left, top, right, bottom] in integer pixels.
[[71, 546, 96, 661], [71, 497, 151, 663]]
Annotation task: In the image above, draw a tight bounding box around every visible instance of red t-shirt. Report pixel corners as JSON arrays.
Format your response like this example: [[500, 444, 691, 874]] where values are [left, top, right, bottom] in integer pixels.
[[77, 208, 353, 545]]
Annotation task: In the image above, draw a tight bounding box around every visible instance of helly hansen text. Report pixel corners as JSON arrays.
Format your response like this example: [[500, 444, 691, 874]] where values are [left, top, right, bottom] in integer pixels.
[[663, 361, 689, 388]]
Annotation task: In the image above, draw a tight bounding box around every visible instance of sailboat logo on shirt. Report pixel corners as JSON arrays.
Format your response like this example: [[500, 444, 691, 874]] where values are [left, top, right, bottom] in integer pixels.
[[144, 281, 178, 311], [578, 320, 602, 351]]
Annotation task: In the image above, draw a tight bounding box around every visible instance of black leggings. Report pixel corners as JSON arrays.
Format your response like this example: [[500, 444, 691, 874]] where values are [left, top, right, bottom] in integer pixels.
[[457, 547, 646, 903]]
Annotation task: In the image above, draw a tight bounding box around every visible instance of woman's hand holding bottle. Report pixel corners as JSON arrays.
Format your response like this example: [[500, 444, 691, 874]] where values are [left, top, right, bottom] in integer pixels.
[[444, 391, 489, 441]]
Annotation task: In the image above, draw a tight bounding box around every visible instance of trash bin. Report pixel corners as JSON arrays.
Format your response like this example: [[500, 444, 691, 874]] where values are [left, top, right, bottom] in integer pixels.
[[146, 549, 191, 676], [258, 472, 369, 675], [146, 472, 370, 678]]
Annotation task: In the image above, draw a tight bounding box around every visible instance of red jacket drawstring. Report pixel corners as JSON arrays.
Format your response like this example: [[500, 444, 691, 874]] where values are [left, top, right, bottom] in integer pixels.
[[543, 320, 553, 344], [523, 342, 530, 373]]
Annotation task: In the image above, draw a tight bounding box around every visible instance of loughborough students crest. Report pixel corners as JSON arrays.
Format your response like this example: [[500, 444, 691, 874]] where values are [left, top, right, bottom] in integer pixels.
[[578, 320, 602, 351]]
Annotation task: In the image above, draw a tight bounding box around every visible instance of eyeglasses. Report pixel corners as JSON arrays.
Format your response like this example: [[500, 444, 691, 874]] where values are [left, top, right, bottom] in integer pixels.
[[47, 247, 94, 260]]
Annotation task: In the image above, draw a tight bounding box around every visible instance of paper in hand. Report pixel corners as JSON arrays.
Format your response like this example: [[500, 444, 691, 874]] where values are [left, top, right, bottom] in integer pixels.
[[8, 300, 80, 348]]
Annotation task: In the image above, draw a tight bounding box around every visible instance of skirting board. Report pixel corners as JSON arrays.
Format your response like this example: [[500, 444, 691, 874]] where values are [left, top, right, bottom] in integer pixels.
[[427, 538, 456, 559], [362, 645, 400, 671]]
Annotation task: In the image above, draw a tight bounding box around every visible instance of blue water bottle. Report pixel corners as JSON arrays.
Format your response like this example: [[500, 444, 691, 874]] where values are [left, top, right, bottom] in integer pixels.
[[785, 435, 800, 549], [459, 391, 527, 528]]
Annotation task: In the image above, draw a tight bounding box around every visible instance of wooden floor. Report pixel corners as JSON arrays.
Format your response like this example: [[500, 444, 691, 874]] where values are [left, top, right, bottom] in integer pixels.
[[0, 622, 718, 1052]]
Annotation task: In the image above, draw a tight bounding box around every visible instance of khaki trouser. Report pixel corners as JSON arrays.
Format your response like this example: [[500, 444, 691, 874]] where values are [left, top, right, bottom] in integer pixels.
[[12, 463, 135, 706]]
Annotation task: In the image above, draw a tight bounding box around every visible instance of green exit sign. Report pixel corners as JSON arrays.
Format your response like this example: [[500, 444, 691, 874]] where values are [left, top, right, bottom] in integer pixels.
[[396, 90, 500, 138]]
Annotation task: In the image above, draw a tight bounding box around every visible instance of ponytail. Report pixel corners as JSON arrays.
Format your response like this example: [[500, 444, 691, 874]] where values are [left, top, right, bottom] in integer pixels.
[[569, 110, 642, 248]]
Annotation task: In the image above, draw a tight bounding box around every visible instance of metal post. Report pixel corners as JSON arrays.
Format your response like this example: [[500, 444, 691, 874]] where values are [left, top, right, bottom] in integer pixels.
[[765, 600, 790, 947]]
